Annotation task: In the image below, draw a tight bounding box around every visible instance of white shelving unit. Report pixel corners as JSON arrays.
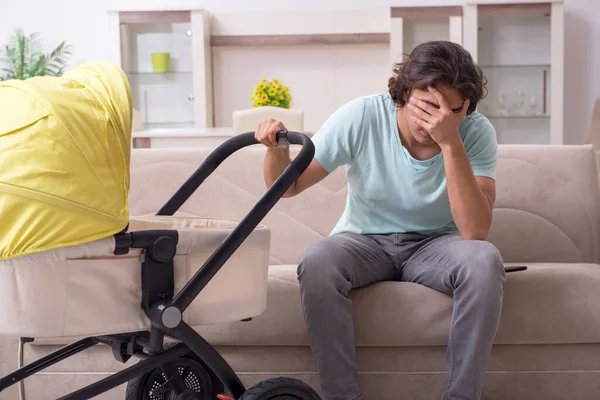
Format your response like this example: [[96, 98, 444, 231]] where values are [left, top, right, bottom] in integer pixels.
[[117, 10, 212, 130], [462, 1, 564, 144]]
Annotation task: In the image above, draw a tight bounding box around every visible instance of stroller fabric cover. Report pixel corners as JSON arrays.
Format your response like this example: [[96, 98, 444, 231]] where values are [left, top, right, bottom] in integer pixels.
[[0, 61, 132, 261]]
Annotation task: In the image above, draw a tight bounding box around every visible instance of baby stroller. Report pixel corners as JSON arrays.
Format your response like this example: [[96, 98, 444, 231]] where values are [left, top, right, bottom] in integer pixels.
[[0, 61, 320, 399], [0, 130, 320, 400]]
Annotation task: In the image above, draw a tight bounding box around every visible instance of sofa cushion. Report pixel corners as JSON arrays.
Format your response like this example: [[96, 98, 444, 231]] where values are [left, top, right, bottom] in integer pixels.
[[196, 263, 600, 347]]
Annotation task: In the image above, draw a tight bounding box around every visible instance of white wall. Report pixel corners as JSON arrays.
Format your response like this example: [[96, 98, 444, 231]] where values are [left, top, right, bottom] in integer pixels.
[[1, 0, 599, 143], [212, 44, 391, 132]]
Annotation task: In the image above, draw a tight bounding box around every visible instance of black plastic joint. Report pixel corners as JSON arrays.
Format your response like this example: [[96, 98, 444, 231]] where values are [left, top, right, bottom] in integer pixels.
[[148, 236, 177, 263], [140, 233, 177, 317], [111, 341, 131, 364], [149, 303, 182, 330], [113, 233, 132, 255]]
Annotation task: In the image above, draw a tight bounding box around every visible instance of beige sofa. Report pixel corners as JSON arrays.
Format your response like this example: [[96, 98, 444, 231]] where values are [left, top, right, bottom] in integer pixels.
[[2, 143, 600, 400]]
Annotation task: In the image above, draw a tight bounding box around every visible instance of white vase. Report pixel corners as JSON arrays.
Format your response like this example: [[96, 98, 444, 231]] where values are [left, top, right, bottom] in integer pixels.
[[232, 106, 304, 134]]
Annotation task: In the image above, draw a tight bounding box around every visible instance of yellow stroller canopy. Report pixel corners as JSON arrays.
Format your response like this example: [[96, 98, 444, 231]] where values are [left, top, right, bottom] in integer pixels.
[[0, 61, 132, 260]]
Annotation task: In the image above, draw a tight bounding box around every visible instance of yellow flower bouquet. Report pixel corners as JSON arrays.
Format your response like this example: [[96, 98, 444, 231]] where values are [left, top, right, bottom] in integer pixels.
[[251, 78, 292, 109]]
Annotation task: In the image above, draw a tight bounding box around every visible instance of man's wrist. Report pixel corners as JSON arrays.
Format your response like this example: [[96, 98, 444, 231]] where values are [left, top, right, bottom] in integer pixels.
[[266, 146, 290, 159], [439, 132, 463, 153], [267, 146, 289, 153]]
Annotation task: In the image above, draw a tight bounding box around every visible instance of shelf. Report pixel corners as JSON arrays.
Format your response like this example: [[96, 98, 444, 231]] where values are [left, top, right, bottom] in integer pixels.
[[210, 33, 390, 47], [142, 121, 195, 129], [478, 3, 552, 17], [133, 127, 234, 138], [484, 114, 550, 119], [480, 64, 550, 69], [119, 11, 191, 24], [127, 72, 194, 85], [390, 6, 462, 18]]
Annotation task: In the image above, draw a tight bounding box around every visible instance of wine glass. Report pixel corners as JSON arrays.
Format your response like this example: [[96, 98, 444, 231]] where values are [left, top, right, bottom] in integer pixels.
[[497, 92, 507, 116], [514, 91, 525, 116], [529, 95, 539, 116]]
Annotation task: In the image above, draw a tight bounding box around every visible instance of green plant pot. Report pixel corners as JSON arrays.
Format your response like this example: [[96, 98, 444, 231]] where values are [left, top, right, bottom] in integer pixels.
[[151, 53, 170, 73]]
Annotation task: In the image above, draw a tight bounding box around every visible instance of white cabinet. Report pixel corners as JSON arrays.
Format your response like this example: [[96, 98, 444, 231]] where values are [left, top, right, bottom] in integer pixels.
[[117, 10, 213, 130], [462, 2, 564, 144]]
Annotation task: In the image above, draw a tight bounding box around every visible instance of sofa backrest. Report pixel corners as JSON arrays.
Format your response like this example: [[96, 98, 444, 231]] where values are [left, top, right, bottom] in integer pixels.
[[487, 145, 599, 264], [129, 144, 600, 264]]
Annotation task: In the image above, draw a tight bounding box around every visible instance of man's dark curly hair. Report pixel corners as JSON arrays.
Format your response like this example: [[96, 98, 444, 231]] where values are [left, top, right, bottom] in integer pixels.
[[388, 41, 487, 115]]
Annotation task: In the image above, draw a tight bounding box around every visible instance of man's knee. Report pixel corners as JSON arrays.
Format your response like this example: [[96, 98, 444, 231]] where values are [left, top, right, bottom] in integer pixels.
[[458, 240, 506, 285]]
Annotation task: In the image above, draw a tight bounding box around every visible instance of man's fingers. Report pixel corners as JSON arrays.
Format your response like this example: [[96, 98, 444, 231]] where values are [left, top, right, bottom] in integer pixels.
[[407, 103, 432, 124], [409, 97, 439, 117], [256, 119, 287, 148], [427, 86, 450, 110], [410, 115, 431, 130], [271, 123, 279, 146], [257, 120, 275, 147], [267, 121, 279, 146]]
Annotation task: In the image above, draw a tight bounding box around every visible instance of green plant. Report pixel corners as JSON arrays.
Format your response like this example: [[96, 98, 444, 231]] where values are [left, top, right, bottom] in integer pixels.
[[0, 29, 72, 81], [251, 78, 292, 108]]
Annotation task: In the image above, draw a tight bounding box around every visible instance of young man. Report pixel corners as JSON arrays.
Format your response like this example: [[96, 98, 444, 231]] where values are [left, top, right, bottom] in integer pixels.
[[255, 41, 506, 400]]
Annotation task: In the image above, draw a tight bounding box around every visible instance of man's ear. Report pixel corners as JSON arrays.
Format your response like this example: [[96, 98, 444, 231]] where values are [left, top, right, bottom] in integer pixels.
[[460, 99, 471, 118], [462, 98, 470, 114]]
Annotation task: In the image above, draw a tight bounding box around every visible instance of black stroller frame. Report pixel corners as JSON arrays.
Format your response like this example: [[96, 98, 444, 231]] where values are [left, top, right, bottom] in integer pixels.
[[0, 131, 316, 400]]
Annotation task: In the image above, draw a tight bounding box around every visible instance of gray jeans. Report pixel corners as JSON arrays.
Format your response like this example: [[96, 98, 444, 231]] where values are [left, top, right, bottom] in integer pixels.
[[297, 232, 506, 400]]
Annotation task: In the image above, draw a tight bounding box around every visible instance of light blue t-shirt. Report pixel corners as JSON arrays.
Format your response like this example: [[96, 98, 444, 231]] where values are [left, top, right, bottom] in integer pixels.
[[311, 92, 498, 236]]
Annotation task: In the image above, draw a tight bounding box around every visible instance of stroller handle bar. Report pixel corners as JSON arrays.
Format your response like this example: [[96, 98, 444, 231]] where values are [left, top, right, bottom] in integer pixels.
[[156, 131, 313, 215], [156, 131, 315, 312]]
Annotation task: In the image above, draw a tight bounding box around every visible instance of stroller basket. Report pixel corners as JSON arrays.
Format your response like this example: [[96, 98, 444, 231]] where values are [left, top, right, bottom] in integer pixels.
[[0, 215, 271, 338], [0, 131, 318, 400]]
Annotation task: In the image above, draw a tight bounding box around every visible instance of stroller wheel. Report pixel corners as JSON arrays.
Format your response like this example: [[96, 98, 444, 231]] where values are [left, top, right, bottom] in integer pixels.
[[125, 354, 221, 400], [238, 377, 321, 400]]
